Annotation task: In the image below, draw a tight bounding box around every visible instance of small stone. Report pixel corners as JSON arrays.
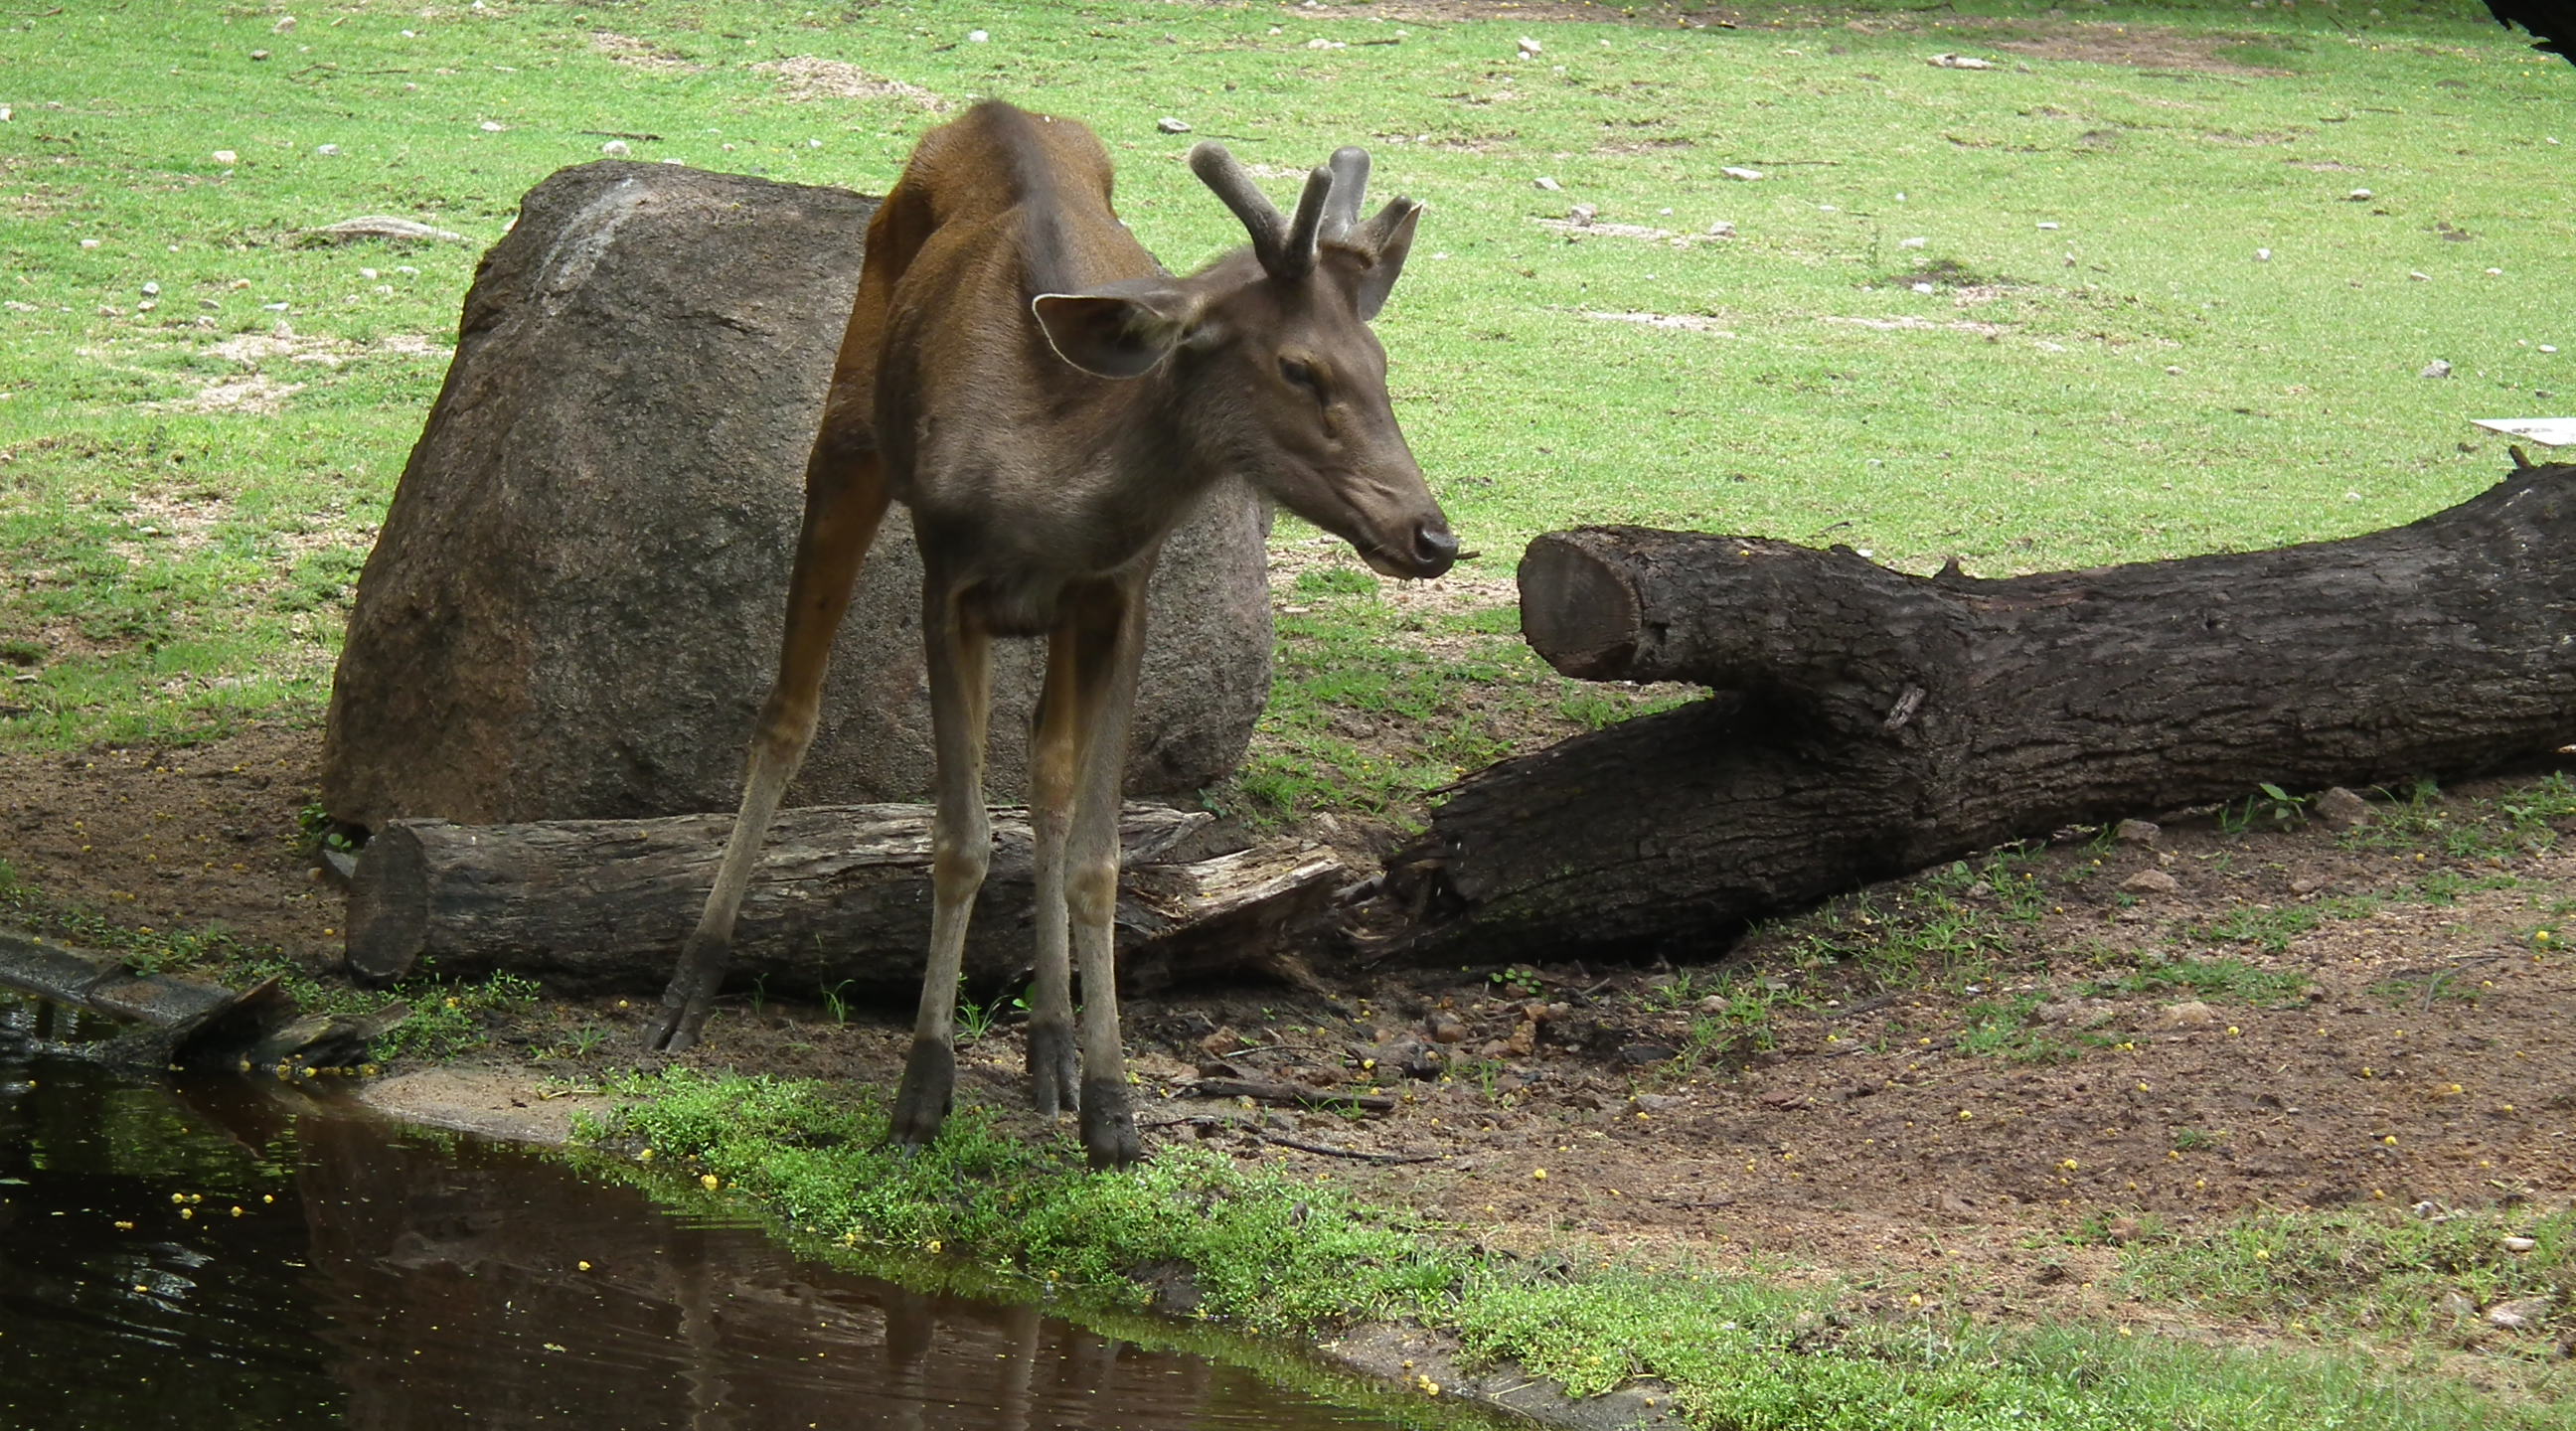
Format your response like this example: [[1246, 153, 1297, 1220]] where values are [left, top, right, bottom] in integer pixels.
[[212, 149, 238, 165], [1518, 35, 1542, 56], [600, 139, 630, 156], [273, 14, 297, 32], [2418, 360, 2452, 379], [1533, 176, 1560, 191], [2486, 1296, 2551, 1330], [2114, 818, 2160, 845], [2409, 271, 2430, 282], [2440, 1290, 2477, 1319], [1911, 281, 1936, 294], [1929, 53, 1995, 69], [1156, 116, 1191, 134], [2503, 1236, 2538, 1253], [1426, 1011, 1469, 1044], [1721, 166, 1764, 181], [1630, 1093, 1679, 1114], [2123, 868, 2179, 894], [316, 143, 341, 156], [1617, 1042, 1678, 1065], [2158, 1000, 2219, 1029], [140, 281, 161, 296], [251, 49, 271, 61], [1899, 236, 1927, 248], [2037, 221, 2060, 230], [2312, 786, 2370, 829], [2346, 188, 2373, 201], [480, 120, 506, 132], [2256, 247, 2272, 260], [1569, 202, 1597, 226], [1705, 221, 1736, 238], [2289, 876, 2323, 895], [1503, 1020, 1537, 1056], [966, 29, 988, 43]]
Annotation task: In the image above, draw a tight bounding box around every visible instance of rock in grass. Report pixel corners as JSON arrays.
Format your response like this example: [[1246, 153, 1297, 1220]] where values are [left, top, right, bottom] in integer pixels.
[[2122, 868, 2179, 894], [2312, 786, 2371, 829], [2486, 1296, 2552, 1330], [296, 216, 464, 246]]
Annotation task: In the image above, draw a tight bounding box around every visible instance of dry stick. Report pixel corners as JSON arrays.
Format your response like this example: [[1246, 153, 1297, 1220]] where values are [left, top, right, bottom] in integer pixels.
[[2421, 953, 2508, 1012], [1254, 1132, 1443, 1165]]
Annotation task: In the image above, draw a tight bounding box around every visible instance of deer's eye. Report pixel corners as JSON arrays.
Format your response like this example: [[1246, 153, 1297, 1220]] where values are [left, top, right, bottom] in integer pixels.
[[1279, 357, 1322, 395]]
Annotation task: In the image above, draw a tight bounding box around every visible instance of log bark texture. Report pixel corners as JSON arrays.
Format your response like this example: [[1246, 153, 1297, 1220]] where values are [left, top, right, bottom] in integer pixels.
[[1385, 463, 2576, 962], [346, 803, 1344, 997]]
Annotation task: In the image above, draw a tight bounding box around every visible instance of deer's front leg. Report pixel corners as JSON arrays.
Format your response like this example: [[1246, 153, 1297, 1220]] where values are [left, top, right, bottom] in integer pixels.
[[648, 422, 886, 1053], [1057, 580, 1151, 1169], [890, 577, 993, 1149]]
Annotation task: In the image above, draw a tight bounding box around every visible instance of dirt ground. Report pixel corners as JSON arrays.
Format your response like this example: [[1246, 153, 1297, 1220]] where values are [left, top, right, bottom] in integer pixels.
[[6, 715, 2574, 1364]]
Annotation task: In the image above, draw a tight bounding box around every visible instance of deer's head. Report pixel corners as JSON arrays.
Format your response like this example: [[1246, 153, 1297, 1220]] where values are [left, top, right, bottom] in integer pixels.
[[1033, 143, 1457, 579]]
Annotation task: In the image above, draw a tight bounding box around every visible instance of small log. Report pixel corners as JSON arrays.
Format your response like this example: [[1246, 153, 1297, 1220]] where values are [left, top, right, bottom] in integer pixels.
[[1382, 463, 2576, 961], [345, 802, 1347, 997]]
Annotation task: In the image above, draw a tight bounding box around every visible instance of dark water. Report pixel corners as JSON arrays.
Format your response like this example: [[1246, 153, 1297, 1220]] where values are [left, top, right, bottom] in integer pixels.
[[0, 1000, 1478, 1431]]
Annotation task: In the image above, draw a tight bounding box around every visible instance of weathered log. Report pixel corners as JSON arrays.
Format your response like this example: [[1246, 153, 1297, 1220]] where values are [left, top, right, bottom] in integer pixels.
[[1382, 463, 2576, 962], [345, 803, 1346, 997]]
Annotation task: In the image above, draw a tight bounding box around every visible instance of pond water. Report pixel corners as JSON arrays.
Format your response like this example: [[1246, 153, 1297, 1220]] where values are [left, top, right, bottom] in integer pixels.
[[0, 998, 1479, 1431]]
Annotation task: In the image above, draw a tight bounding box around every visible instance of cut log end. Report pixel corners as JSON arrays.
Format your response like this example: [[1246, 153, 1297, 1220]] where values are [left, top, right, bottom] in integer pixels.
[[345, 822, 429, 985], [1519, 532, 1641, 680]]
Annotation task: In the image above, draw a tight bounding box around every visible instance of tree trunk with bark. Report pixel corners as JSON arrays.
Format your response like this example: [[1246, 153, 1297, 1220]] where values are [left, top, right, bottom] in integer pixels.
[[1375, 462, 2576, 963], [346, 803, 1344, 997]]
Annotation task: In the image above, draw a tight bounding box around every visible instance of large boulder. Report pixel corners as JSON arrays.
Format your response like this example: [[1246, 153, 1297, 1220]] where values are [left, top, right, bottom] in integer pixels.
[[323, 161, 1273, 830]]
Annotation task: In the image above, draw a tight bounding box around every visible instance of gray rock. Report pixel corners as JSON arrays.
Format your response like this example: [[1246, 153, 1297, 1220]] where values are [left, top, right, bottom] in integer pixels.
[[2313, 786, 2371, 829], [2121, 868, 2180, 894], [324, 161, 1272, 829], [2113, 818, 2160, 844], [2486, 1295, 2552, 1330]]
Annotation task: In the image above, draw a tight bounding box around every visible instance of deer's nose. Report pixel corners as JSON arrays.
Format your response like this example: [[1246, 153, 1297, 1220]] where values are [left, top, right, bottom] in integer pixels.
[[1410, 521, 1460, 577]]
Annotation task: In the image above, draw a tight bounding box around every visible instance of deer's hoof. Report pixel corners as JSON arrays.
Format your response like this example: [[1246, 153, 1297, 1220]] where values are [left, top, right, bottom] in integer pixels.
[[1028, 1020, 1078, 1119], [1080, 1076, 1141, 1169], [890, 1037, 956, 1147]]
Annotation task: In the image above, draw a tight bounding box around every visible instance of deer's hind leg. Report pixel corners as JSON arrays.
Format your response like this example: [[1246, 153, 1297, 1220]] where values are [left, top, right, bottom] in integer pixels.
[[1045, 576, 1151, 1169], [647, 399, 888, 1053]]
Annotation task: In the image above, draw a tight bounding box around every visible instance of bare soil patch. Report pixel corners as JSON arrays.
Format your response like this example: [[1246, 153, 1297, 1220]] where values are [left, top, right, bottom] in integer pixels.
[[588, 30, 703, 74], [1974, 22, 2295, 78], [751, 57, 945, 109]]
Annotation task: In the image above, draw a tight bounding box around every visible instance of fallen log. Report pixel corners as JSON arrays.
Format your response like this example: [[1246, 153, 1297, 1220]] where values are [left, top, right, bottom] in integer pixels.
[[1381, 461, 2576, 962], [345, 802, 1346, 997]]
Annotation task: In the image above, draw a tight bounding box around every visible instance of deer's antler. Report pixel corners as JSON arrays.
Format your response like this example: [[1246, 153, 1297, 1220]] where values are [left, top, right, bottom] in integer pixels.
[[1191, 141, 1398, 281]]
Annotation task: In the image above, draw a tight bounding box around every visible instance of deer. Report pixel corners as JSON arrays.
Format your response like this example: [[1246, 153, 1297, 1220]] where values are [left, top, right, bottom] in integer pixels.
[[644, 100, 1456, 1168]]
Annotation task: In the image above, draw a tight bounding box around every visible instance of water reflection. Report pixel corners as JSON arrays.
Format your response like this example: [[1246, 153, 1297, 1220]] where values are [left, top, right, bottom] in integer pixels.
[[0, 1000, 1460, 1431]]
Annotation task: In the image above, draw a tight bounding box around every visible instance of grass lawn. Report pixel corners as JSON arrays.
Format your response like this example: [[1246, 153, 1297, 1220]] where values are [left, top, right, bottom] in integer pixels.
[[3, 0, 2566, 785]]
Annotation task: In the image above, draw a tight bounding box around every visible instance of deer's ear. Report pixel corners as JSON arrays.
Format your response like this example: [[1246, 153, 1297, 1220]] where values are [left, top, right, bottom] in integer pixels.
[[1033, 287, 1202, 380], [1353, 199, 1420, 322]]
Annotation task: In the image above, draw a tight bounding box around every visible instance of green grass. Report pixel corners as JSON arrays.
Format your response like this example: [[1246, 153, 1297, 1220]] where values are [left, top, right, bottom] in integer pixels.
[[2121, 1204, 2576, 1357], [584, 1065, 2576, 1430], [2082, 953, 2310, 1005], [3, 0, 2567, 772]]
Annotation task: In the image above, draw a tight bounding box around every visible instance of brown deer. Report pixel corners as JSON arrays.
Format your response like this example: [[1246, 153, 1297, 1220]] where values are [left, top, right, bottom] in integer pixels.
[[645, 101, 1456, 1168]]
